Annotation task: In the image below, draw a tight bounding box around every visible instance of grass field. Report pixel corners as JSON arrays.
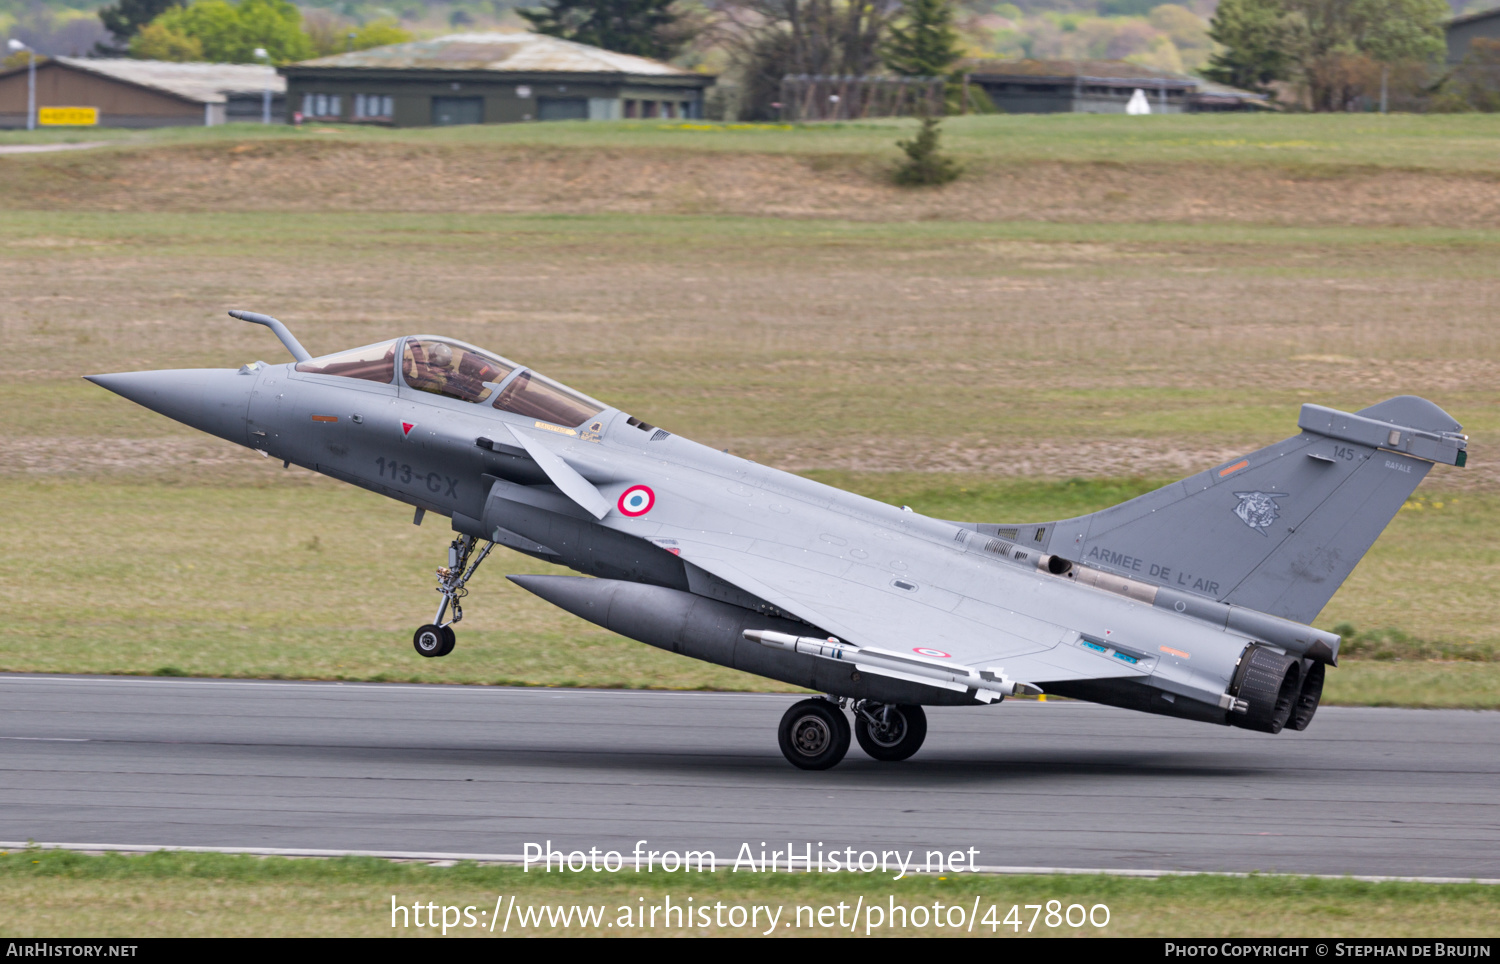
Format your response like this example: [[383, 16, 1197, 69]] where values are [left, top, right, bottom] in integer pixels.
[[6, 113, 1500, 171], [1, 115, 1498, 706], [3, 849, 1497, 937]]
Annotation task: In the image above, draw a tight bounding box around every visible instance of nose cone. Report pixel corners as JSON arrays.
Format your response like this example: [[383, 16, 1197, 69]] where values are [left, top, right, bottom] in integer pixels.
[[86, 368, 256, 446]]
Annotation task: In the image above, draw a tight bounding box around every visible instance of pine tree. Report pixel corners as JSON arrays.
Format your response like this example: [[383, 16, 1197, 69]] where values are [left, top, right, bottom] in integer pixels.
[[893, 116, 960, 187], [882, 0, 963, 79], [520, 0, 696, 62], [1202, 0, 1291, 94]]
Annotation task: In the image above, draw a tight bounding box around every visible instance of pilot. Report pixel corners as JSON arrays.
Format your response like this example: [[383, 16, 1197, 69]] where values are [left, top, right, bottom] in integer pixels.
[[406, 340, 455, 396], [425, 341, 454, 377], [406, 339, 506, 403]]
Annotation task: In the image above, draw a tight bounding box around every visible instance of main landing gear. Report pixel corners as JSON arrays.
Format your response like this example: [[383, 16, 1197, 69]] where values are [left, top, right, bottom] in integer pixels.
[[413, 534, 495, 659], [853, 701, 928, 762], [777, 698, 928, 770]]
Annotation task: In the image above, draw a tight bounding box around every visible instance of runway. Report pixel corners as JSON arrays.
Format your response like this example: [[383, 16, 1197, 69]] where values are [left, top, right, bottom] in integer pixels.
[[1, 674, 1496, 879]]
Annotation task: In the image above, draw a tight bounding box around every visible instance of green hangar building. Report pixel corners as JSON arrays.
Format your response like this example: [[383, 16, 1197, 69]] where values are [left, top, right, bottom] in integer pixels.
[[281, 32, 714, 127]]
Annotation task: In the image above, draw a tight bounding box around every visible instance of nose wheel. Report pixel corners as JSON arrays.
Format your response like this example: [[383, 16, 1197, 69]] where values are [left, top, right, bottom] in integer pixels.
[[413, 534, 494, 658], [777, 698, 851, 770], [413, 623, 455, 658]]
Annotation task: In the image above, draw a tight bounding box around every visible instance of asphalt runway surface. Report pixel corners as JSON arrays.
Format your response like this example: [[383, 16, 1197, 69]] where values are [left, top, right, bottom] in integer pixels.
[[2, 674, 1497, 879]]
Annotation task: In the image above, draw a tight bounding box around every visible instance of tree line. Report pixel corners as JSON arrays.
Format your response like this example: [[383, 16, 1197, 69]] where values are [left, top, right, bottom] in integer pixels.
[[532, 0, 1469, 113], [83, 0, 969, 105], [1204, 0, 1453, 110], [24, 0, 1490, 112], [93, 0, 412, 61]]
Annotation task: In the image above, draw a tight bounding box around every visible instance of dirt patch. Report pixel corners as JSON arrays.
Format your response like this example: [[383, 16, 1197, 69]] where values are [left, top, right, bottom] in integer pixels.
[[6, 141, 1500, 228], [0, 435, 270, 477]]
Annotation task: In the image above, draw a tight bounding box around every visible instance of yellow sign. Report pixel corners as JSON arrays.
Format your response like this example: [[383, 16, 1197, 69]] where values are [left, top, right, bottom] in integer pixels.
[[38, 107, 98, 126]]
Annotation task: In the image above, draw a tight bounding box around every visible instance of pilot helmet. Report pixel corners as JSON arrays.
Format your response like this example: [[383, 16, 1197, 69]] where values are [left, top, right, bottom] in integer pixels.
[[427, 341, 454, 370]]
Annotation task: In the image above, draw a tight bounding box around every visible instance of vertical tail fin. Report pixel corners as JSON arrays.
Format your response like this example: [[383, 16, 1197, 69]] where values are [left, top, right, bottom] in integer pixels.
[[977, 397, 1466, 625]]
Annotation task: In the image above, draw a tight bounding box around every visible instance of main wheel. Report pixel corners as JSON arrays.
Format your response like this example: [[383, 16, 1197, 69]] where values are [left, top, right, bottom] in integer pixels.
[[777, 699, 851, 771], [854, 704, 927, 762], [413, 624, 451, 658], [439, 625, 456, 656]]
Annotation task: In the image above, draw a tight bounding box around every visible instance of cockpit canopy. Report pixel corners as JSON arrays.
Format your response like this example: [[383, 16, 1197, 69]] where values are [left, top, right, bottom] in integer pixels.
[[402, 338, 510, 404], [295, 336, 605, 427], [293, 340, 396, 383]]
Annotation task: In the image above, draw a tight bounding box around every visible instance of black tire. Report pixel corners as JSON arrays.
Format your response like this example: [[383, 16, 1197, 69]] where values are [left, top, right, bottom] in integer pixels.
[[777, 699, 850, 771], [413, 624, 447, 658], [439, 625, 457, 657], [854, 704, 927, 762]]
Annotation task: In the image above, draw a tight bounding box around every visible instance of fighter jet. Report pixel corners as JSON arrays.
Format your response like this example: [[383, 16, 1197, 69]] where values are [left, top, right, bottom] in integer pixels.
[[87, 312, 1469, 769]]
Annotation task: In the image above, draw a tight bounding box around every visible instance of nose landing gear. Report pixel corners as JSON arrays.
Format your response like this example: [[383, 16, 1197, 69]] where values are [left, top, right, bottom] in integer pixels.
[[412, 534, 494, 658]]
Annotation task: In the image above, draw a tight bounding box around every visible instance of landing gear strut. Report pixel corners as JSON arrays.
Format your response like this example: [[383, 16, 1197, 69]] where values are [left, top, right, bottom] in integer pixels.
[[412, 534, 494, 658]]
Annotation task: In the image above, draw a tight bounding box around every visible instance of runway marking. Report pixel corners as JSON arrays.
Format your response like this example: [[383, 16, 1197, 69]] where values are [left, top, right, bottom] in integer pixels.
[[0, 142, 107, 155], [0, 675, 798, 700], [1, 841, 1496, 885], [0, 736, 87, 742]]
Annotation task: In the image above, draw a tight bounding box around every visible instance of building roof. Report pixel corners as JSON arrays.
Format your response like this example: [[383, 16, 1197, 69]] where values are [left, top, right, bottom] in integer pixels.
[[963, 58, 1197, 88], [53, 58, 283, 104], [291, 32, 695, 77], [1447, 5, 1500, 29], [963, 58, 1270, 107]]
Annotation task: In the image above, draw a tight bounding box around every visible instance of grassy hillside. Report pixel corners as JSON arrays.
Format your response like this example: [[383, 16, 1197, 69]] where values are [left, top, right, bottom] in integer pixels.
[[6, 116, 1500, 228]]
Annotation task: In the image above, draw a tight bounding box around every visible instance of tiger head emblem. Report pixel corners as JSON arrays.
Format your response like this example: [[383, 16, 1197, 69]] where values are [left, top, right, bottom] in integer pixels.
[[1233, 491, 1288, 535]]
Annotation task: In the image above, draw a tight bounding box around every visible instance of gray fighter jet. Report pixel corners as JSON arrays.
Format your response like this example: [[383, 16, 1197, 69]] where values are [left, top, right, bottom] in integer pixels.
[[88, 312, 1469, 769]]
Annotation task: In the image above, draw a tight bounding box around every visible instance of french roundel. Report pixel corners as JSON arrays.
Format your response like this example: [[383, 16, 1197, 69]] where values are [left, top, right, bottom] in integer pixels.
[[618, 485, 655, 517], [913, 647, 951, 659]]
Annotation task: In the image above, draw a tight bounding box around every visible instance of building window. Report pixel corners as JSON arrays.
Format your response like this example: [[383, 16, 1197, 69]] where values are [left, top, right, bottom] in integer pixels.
[[302, 93, 342, 119], [624, 99, 638, 118], [354, 94, 393, 119]]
